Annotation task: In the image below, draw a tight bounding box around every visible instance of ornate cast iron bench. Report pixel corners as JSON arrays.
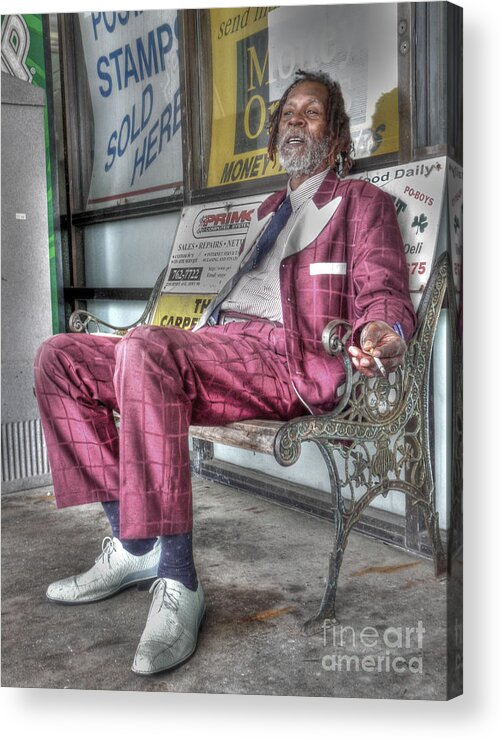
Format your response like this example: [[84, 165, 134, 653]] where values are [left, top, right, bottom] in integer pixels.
[[69, 251, 461, 635]]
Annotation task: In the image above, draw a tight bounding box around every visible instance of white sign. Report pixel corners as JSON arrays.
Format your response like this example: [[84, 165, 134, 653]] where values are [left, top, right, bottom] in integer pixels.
[[161, 195, 269, 295], [351, 157, 447, 309], [79, 10, 183, 209]]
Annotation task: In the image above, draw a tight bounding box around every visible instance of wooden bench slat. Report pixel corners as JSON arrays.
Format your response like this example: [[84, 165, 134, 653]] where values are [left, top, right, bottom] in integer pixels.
[[190, 420, 282, 455]]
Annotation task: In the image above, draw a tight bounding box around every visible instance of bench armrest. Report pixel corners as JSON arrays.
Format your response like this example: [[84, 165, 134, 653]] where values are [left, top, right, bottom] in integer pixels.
[[68, 267, 168, 334], [321, 318, 353, 356], [69, 311, 132, 335], [321, 318, 355, 415]]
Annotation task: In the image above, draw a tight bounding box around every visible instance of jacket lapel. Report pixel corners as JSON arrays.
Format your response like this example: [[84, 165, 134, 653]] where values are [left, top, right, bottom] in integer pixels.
[[258, 189, 287, 218], [236, 191, 283, 267], [312, 169, 341, 207], [284, 171, 343, 257], [237, 212, 273, 269], [194, 193, 279, 329]]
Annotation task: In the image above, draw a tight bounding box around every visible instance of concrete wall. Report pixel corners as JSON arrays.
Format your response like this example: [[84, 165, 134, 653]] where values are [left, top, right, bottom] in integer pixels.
[[1, 72, 53, 490]]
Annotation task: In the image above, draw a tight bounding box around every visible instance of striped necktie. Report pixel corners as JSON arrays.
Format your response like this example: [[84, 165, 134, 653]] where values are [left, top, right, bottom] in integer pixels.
[[203, 196, 292, 326]]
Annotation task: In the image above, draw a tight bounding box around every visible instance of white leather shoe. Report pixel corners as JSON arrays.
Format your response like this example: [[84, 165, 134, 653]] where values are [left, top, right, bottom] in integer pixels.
[[46, 536, 161, 604], [131, 577, 205, 675]]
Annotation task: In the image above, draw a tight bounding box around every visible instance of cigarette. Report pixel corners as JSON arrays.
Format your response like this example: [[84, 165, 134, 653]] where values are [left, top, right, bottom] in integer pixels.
[[373, 356, 386, 377]]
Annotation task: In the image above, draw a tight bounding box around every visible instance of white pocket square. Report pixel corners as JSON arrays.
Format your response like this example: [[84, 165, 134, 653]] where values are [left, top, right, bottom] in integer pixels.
[[309, 262, 347, 276]]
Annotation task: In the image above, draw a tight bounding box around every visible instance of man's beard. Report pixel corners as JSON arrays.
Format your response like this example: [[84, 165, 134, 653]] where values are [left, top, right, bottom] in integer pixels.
[[277, 129, 331, 177]]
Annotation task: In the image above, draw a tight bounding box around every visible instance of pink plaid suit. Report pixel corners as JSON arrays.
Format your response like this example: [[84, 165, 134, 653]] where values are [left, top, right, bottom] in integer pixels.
[[34, 171, 415, 538]]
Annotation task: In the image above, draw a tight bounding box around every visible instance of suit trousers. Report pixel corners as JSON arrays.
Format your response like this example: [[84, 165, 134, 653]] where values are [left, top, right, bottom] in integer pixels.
[[34, 322, 304, 538]]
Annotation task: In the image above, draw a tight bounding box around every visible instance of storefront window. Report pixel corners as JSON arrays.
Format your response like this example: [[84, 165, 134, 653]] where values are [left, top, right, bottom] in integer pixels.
[[83, 212, 180, 288], [204, 4, 399, 190]]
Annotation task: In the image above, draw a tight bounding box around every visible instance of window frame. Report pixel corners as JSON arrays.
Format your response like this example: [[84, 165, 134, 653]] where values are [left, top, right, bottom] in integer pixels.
[[52, 3, 462, 328], [56, 11, 187, 322]]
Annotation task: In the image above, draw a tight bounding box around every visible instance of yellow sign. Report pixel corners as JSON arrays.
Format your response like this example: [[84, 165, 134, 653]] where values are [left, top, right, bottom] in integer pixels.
[[152, 294, 215, 331], [208, 7, 281, 188]]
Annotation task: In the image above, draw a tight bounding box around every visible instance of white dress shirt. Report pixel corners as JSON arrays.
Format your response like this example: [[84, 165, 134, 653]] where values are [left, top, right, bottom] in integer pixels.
[[221, 168, 331, 323]]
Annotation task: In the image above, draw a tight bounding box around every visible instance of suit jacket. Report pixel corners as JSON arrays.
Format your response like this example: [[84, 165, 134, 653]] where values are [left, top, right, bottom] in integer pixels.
[[197, 169, 416, 415]]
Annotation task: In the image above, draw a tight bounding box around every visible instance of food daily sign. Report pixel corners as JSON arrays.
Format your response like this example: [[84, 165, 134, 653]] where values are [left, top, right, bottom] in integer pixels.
[[351, 158, 448, 310]]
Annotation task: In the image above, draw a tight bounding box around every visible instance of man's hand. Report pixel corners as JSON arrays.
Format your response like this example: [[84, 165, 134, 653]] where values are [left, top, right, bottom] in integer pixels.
[[348, 320, 407, 378]]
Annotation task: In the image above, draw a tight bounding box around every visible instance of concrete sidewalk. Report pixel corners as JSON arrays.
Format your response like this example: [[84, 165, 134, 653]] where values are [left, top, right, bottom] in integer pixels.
[[1, 476, 456, 699]]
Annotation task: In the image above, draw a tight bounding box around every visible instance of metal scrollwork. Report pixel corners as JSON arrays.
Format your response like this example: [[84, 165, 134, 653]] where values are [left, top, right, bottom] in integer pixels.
[[68, 266, 168, 334], [275, 253, 457, 632]]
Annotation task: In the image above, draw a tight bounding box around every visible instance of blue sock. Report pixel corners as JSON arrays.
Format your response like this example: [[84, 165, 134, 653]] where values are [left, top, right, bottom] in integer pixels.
[[157, 533, 198, 591], [101, 501, 157, 556]]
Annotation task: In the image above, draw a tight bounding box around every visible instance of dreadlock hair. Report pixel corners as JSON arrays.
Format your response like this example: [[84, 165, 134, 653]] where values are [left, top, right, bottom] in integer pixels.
[[267, 69, 354, 177]]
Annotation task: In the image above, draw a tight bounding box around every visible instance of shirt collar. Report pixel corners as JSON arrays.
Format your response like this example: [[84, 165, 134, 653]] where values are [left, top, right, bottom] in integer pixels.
[[287, 167, 331, 211]]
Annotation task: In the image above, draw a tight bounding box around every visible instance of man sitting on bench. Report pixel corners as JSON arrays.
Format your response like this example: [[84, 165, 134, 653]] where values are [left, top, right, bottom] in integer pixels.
[[34, 70, 416, 675]]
